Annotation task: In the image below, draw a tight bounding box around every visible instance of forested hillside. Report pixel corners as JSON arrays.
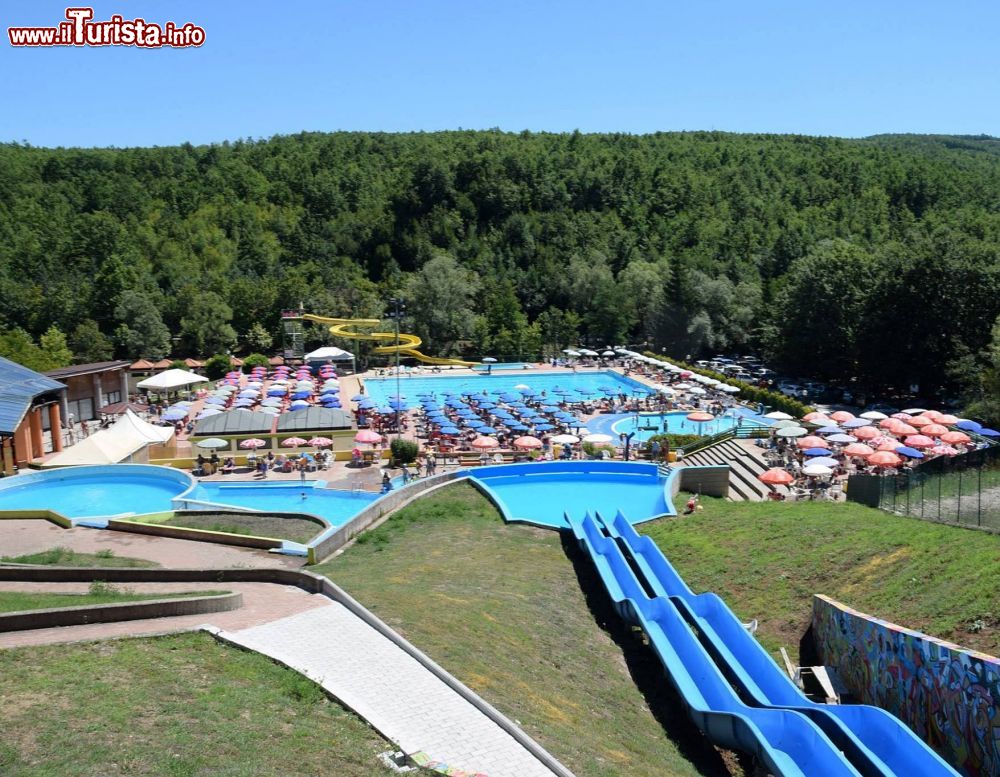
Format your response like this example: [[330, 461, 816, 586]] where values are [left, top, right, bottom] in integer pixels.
[[2, 130, 1000, 415]]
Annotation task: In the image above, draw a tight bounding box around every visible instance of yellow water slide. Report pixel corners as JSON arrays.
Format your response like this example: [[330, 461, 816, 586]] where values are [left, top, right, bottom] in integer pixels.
[[302, 314, 477, 367]]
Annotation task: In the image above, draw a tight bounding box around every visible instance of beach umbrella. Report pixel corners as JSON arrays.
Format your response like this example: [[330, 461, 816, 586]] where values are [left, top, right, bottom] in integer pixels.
[[890, 413, 913, 421], [551, 434, 580, 444], [876, 440, 904, 452], [896, 446, 926, 459], [196, 408, 222, 419], [829, 411, 855, 423], [893, 424, 919, 436], [802, 416, 834, 427], [921, 424, 949, 437], [267, 388, 287, 397], [471, 436, 499, 449], [903, 435, 934, 449], [902, 408, 927, 415], [802, 464, 834, 477], [534, 423, 555, 431], [233, 399, 255, 407], [320, 387, 339, 395], [438, 426, 461, 436], [796, 436, 828, 449], [541, 405, 561, 413], [939, 431, 971, 445], [162, 409, 187, 421], [775, 426, 808, 437], [481, 356, 498, 363], [478, 426, 500, 435], [758, 468, 795, 485], [196, 438, 229, 449], [261, 398, 282, 407], [769, 420, 799, 430], [583, 433, 613, 444], [688, 387, 707, 395], [290, 400, 309, 409], [601, 350, 616, 357], [354, 430, 382, 444], [842, 418, 871, 429], [513, 435, 543, 449], [687, 412, 714, 422], [508, 423, 529, 432], [936, 414, 960, 425], [307, 437, 334, 447], [815, 425, 842, 435], [931, 445, 960, 456], [514, 384, 531, 391], [955, 419, 981, 432], [351, 393, 366, 402], [852, 426, 880, 440], [204, 397, 227, 406], [802, 411, 828, 422], [358, 398, 376, 408], [239, 438, 267, 449], [281, 437, 308, 448], [982, 428, 1000, 437], [859, 411, 888, 420], [827, 433, 857, 444], [807, 456, 840, 468], [908, 415, 934, 427], [844, 443, 875, 457], [878, 418, 900, 430], [804, 447, 832, 456], [764, 411, 794, 420]]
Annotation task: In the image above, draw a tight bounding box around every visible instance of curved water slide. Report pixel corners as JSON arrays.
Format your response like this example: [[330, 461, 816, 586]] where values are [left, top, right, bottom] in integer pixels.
[[301, 314, 477, 367], [599, 511, 959, 777], [568, 511, 861, 776]]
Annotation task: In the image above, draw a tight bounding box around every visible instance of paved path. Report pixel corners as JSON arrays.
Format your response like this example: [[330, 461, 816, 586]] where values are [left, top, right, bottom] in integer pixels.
[[0, 582, 330, 649], [0, 519, 305, 569], [217, 604, 558, 777]]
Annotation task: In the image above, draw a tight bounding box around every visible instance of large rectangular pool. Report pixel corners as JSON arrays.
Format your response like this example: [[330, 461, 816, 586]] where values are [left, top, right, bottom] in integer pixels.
[[361, 370, 652, 405]]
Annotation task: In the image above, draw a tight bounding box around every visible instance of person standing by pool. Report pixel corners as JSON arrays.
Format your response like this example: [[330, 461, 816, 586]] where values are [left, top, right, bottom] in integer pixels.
[[297, 457, 307, 481], [381, 472, 392, 493]]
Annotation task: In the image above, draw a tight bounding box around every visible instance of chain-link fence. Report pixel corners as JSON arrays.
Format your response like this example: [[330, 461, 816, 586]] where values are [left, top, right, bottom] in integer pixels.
[[875, 445, 1000, 531]]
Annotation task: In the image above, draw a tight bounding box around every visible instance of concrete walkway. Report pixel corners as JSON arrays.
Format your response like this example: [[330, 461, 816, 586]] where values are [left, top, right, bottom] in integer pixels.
[[216, 604, 559, 777]]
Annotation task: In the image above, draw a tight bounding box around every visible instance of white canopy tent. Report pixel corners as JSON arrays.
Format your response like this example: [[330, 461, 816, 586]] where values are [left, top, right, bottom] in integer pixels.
[[43, 410, 174, 467], [136, 368, 208, 392], [304, 346, 354, 362]]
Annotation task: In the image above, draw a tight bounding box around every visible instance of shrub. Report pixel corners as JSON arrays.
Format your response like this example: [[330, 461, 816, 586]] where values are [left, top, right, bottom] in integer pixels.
[[243, 353, 270, 370], [646, 433, 701, 449], [390, 438, 419, 465], [204, 354, 233, 380], [169, 359, 187, 371], [582, 441, 615, 459]]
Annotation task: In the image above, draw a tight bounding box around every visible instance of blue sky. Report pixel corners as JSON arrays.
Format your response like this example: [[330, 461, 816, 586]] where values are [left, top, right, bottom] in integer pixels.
[[1, 0, 998, 147]]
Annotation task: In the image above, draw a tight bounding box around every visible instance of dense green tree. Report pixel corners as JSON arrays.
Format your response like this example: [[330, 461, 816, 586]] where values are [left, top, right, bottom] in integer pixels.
[[69, 319, 114, 363], [38, 326, 73, 370], [404, 252, 480, 352], [203, 354, 232, 380], [113, 291, 171, 360], [242, 322, 273, 354], [179, 291, 238, 356]]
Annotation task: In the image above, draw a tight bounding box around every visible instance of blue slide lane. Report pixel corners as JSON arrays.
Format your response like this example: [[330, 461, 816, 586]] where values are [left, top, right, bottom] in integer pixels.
[[568, 510, 860, 777], [595, 511, 960, 777]]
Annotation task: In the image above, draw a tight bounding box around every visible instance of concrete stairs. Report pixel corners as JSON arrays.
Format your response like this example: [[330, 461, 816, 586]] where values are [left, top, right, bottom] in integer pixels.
[[680, 439, 771, 502]]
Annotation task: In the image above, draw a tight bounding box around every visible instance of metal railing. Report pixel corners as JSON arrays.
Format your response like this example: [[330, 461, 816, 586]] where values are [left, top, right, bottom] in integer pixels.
[[873, 443, 1000, 531]]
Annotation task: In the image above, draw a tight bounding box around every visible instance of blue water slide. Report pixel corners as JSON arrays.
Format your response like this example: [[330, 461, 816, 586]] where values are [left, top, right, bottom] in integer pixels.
[[568, 511, 861, 777], [602, 511, 959, 777]]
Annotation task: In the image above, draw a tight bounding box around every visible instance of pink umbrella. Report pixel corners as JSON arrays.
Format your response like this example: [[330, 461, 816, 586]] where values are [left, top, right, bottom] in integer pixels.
[[876, 439, 904, 451], [853, 426, 880, 440], [878, 419, 899, 430], [890, 412, 913, 421], [796, 436, 829, 449], [903, 435, 934, 449], [307, 437, 334, 447], [759, 468, 795, 485], [802, 411, 827, 422], [868, 451, 902, 467], [843, 443, 875, 458], [281, 436, 308, 447], [687, 412, 714, 422], [829, 410, 855, 423], [354, 430, 382, 444], [940, 431, 971, 445], [921, 424, 948, 437], [239, 438, 267, 449], [893, 423, 918, 436], [908, 415, 933, 427], [513, 436, 543, 449], [936, 414, 959, 425], [920, 410, 943, 421], [931, 444, 959, 456], [471, 436, 499, 449]]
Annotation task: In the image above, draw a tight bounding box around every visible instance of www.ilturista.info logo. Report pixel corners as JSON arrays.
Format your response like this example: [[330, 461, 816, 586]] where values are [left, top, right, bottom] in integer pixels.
[[8, 7, 205, 48]]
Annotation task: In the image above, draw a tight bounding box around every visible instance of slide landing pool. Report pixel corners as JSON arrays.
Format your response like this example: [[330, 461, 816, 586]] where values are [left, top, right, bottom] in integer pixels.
[[466, 461, 674, 528]]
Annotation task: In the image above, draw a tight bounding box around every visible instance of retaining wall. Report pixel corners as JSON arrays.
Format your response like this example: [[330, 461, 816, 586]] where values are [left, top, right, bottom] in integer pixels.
[[813, 594, 1000, 777]]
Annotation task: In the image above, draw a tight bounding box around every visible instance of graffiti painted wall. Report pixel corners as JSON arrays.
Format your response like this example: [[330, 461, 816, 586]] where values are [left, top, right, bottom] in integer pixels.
[[813, 594, 1000, 777]]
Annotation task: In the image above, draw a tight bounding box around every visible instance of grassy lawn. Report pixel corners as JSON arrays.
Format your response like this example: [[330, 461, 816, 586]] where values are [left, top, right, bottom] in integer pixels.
[[0, 632, 397, 776], [315, 482, 741, 777], [152, 513, 323, 544], [0, 586, 228, 613], [1, 547, 159, 568], [640, 497, 1000, 656]]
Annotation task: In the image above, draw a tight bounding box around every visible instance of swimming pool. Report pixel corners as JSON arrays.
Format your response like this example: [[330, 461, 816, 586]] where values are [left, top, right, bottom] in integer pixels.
[[180, 482, 379, 529], [468, 461, 672, 529], [611, 411, 768, 442], [362, 370, 653, 406], [471, 362, 534, 371], [0, 465, 192, 518]]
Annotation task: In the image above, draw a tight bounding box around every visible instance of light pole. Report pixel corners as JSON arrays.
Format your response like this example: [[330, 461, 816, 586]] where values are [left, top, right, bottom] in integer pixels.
[[388, 297, 405, 440]]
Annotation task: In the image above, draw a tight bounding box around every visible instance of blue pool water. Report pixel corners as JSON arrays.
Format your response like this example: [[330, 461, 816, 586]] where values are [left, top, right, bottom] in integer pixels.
[[181, 482, 379, 529], [362, 370, 652, 406], [471, 362, 533, 371], [611, 411, 767, 442], [469, 461, 671, 529], [0, 466, 190, 518]]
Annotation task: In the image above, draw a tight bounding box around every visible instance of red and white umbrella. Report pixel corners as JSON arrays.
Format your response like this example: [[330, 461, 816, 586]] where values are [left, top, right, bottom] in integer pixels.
[[829, 410, 855, 423], [868, 451, 902, 467], [471, 436, 499, 450], [687, 412, 714, 423], [758, 468, 794, 485], [903, 435, 934, 449], [843, 443, 875, 458], [876, 439, 904, 451], [853, 426, 880, 440], [921, 424, 949, 437], [796, 436, 829, 449], [892, 423, 918, 436], [239, 438, 267, 449], [931, 445, 960, 456], [908, 415, 933, 427], [354, 430, 382, 444], [936, 414, 960, 425], [939, 431, 970, 445], [513, 436, 543, 449], [307, 437, 334, 447], [281, 436, 308, 447]]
